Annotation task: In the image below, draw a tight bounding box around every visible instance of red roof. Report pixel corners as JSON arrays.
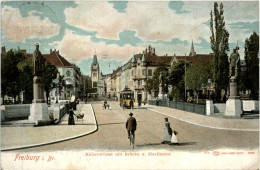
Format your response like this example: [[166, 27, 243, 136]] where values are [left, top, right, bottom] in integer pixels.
[[174, 54, 213, 64], [145, 53, 172, 66], [25, 51, 73, 67]]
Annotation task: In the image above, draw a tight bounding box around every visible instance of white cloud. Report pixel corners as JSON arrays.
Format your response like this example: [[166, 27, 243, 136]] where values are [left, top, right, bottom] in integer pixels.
[[54, 30, 145, 62], [64, 1, 211, 43], [64, 1, 258, 45], [1, 6, 60, 42]]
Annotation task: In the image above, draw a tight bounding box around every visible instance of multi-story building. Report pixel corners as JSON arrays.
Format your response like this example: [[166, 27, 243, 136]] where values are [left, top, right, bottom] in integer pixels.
[[105, 74, 112, 97], [90, 54, 100, 96], [80, 75, 92, 99]]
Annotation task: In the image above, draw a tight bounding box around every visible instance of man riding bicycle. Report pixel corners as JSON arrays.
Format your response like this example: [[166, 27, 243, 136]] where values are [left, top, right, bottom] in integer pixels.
[[104, 100, 108, 109], [126, 112, 137, 139]]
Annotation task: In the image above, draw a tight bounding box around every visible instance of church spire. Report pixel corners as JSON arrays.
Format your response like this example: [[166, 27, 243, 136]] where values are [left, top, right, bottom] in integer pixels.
[[189, 40, 196, 56]]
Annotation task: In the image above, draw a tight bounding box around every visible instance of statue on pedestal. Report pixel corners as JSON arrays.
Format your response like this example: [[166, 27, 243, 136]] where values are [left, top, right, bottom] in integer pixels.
[[33, 43, 46, 77], [225, 45, 243, 117], [229, 47, 240, 78]]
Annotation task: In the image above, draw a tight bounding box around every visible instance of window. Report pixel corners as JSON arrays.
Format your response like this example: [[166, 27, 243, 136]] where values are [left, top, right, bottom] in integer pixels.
[[138, 80, 142, 86], [66, 70, 71, 76], [138, 70, 140, 76], [93, 82, 97, 88], [142, 69, 146, 76], [132, 70, 134, 76], [93, 73, 97, 77], [148, 69, 152, 76]]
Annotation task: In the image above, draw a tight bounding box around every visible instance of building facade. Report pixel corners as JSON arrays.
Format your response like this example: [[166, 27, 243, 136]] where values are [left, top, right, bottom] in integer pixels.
[[90, 55, 100, 96]]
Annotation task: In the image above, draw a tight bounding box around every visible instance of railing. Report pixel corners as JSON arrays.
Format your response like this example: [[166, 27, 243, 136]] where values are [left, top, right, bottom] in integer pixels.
[[59, 106, 66, 121], [148, 100, 206, 115]]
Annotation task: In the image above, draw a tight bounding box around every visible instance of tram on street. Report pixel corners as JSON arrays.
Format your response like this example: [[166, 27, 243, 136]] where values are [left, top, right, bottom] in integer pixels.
[[119, 87, 134, 109]]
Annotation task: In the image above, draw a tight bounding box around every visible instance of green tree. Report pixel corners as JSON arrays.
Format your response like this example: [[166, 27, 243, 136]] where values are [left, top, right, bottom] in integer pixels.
[[244, 32, 259, 99], [145, 63, 169, 94], [169, 59, 190, 101], [210, 2, 229, 101], [44, 63, 59, 104], [186, 62, 213, 103], [1, 49, 24, 104], [17, 56, 33, 103]]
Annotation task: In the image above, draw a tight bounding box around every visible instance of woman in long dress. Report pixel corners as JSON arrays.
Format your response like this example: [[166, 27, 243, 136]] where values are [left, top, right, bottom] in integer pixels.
[[161, 118, 171, 144], [68, 109, 75, 125]]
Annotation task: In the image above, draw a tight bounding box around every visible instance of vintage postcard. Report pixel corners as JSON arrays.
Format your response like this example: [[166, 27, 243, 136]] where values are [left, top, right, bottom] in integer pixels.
[[1, 0, 259, 169]]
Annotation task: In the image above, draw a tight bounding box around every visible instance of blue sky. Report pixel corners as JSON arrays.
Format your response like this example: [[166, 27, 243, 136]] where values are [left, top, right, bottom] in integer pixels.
[[1, 1, 259, 75]]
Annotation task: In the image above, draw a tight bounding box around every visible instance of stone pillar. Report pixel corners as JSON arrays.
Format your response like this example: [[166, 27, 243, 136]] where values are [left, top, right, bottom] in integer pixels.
[[206, 100, 214, 116], [158, 84, 163, 99], [32, 77, 45, 103], [29, 76, 49, 124], [53, 103, 60, 120], [1, 107, 5, 122], [224, 77, 243, 117]]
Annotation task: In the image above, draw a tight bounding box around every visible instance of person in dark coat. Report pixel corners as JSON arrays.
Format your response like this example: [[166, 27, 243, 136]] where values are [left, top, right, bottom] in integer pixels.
[[65, 101, 70, 114], [126, 112, 137, 139], [68, 109, 76, 125]]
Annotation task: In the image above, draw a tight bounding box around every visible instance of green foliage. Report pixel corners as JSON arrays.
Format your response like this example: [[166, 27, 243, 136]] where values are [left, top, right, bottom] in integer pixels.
[[186, 62, 213, 102], [145, 62, 169, 93], [44, 63, 59, 104], [18, 57, 34, 103], [1, 49, 24, 103], [210, 2, 230, 101], [169, 59, 190, 101], [244, 32, 259, 99]]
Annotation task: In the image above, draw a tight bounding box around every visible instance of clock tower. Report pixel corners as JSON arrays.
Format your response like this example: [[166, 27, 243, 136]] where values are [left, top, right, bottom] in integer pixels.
[[91, 54, 100, 94]]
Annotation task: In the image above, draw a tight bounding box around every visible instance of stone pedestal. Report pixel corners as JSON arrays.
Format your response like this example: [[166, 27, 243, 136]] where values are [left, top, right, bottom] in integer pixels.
[[53, 103, 60, 120], [158, 84, 163, 99], [29, 103, 49, 124], [148, 94, 151, 100], [206, 100, 214, 116], [158, 94, 163, 99], [32, 77, 45, 103], [1, 107, 5, 122], [224, 77, 243, 117], [225, 99, 243, 117], [29, 76, 49, 124]]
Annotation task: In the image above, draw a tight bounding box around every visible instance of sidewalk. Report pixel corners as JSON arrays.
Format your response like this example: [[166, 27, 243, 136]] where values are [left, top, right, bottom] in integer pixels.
[[143, 104, 259, 131], [1, 104, 97, 151]]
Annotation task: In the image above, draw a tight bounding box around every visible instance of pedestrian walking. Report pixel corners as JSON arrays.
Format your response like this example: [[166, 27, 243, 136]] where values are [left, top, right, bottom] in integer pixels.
[[161, 118, 171, 144], [126, 112, 137, 139], [68, 109, 76, 125], [130, 99, 134, 109]]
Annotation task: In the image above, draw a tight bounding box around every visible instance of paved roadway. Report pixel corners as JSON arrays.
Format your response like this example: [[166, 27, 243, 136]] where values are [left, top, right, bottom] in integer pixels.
[[13, 98, 259, 152]]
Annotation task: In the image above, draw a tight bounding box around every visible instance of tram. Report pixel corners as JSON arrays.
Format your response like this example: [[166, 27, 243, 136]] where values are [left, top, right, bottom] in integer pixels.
[[119, 87, 134, 108]]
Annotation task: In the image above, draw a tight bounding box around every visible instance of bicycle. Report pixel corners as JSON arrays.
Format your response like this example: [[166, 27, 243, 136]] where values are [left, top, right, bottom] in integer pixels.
[[129, 131, 135, 149]]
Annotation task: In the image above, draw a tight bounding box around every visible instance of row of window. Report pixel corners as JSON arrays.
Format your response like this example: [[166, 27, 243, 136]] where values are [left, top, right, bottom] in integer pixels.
[[131, 69, 153, 76]]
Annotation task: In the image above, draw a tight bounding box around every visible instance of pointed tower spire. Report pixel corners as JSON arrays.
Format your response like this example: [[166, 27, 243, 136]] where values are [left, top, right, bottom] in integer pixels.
[[189, 40, 196, 56]]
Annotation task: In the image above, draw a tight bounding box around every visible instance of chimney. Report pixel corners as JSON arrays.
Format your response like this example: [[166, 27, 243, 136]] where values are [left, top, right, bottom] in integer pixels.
[[166, 54, 168, 56], [54, 49, 56, 52], [50, 49, 52, 53], [57, 50, 59, 55]]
